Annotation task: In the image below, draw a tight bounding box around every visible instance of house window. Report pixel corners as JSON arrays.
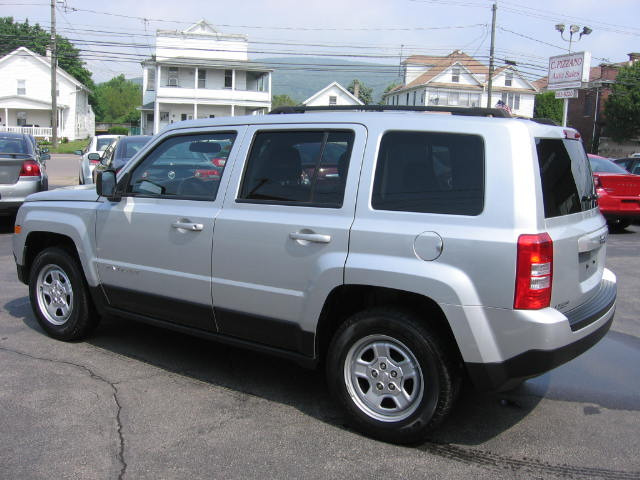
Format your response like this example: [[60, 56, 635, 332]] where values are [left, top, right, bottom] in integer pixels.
[[428, 90, 439, 105], [17, 79, 26, 95], [198, 69, 206, 89], [470, 93, 481, 107], [452, 67, 460, 83], [224, 70, 233, 88], [501, 92, 521, 110], [17, 111, 27, 126], [505, 71, 513, 87], [329, 95, 337, 105], [168, 67, 179, 87], [406, 93, 409, 105], [147, 69, 156, 91], [448, 92, 459, 106], [413, 91, 417, 105]]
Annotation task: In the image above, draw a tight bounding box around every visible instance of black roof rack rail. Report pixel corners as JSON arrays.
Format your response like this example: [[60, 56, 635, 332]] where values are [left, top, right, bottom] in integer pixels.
[[268, 105, 512, 118]]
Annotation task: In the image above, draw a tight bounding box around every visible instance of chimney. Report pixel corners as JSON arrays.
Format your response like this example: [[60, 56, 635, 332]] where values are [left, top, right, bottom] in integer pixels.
[[353, 80, 360, 100], [628, 52, 640, 64]]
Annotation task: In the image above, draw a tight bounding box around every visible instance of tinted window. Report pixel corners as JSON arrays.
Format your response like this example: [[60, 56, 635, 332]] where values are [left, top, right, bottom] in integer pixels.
[[536, 138, 596, 218], [589, 156, 629, 174], [0, 137, 28, 154], [125, 132, 236, 201], [239, 130, 354, 207], [119, 138, 150, 160], [372, 131, 484, 215]]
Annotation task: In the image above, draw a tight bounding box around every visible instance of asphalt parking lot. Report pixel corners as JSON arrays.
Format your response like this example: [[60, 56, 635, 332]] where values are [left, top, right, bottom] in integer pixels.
[[0, 155, 639, 479]]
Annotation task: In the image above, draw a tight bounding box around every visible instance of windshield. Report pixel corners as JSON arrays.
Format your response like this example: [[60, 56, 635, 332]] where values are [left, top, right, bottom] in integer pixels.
[[97, 138, 115, 151], [589, 156, 629, 174]]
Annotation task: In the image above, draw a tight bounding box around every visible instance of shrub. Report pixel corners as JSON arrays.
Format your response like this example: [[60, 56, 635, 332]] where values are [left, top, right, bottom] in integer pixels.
[[108, 126, 129, 135]]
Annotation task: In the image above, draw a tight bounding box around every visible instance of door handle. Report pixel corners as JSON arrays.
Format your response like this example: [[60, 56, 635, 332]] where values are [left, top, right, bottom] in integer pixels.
[[172, 221, 204, 231], [289, 232, 331, 244]]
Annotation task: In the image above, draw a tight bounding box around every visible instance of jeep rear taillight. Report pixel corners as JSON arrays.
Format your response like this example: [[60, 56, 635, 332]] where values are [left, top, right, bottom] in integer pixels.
[[19, 159, 41, 177], [514, 233, 553, 310]]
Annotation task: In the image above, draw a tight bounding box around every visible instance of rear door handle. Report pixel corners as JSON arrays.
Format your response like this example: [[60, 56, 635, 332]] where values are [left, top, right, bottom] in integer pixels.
[[289, 232, 331, 244], [172, 221, 204, 231]]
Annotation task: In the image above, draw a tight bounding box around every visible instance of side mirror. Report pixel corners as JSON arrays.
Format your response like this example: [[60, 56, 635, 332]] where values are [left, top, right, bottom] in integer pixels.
[[74, 150, 83, 156], [41, 147, 49, 153], [96, 170, 120, 201], [40, 153, 50, 161]]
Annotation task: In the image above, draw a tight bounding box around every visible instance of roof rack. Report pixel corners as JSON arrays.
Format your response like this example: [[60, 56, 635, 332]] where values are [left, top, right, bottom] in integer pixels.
[[269, 105, 512, 118]]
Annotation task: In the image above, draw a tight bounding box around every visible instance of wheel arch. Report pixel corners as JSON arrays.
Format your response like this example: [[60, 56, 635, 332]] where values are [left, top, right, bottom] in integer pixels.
[[315, 285, 463, 367]]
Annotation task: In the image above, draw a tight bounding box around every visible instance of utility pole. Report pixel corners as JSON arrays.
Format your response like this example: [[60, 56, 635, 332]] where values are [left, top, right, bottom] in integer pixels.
[[486, 2, 497, 108], [50, 0, 58, 148]]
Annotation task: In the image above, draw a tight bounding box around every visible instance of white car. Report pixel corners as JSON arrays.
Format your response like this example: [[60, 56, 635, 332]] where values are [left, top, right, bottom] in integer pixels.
[[75, 135, 122, 184]]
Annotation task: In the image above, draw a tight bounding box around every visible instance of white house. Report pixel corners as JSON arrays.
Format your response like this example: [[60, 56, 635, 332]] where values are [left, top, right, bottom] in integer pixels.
[[303, 82, 363, 107], [0, 47, 94, 139], [383, 50, 538, 118], [140, 20, 272, 135]]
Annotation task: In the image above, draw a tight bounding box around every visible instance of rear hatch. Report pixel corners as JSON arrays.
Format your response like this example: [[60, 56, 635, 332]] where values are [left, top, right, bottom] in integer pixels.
[[535, 135, 608, 316], [0, 154, 30, 185]]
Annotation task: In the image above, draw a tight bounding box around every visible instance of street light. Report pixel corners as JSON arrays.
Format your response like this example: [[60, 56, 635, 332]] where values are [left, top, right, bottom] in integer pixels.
[[554, 23, 593, 127], [556, 23, 592, 53]]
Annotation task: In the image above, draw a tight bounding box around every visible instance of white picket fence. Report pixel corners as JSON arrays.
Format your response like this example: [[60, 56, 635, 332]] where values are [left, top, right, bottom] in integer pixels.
[[0, 126, 58, 138]]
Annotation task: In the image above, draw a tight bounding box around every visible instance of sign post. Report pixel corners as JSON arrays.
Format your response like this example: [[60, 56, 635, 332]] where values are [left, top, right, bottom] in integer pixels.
[[547, 52, 591, 126]]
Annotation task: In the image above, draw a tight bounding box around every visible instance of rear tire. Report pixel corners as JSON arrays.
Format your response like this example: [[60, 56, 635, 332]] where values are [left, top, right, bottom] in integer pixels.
[[608, 218, 631, 231], [326, 307, 459, 444], [28, 247, 98, 341]]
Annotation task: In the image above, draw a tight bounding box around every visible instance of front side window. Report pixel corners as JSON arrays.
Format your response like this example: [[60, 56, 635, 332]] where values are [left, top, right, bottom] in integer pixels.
[[372, 131, 485, 215], [239, 130, 354, 207], [126, 132, 237, 201]]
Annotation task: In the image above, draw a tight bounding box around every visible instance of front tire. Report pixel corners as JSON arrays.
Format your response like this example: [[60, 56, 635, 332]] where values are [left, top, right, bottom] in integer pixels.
[[28, 247, 98, 341], [326, 308, 459, 444]]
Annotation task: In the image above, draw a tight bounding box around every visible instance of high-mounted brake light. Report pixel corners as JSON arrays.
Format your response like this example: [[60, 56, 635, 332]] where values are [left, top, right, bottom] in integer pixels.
[[19, 159, 41, 177], [514, 233, 553, 310], [563, 129, 581, 140]]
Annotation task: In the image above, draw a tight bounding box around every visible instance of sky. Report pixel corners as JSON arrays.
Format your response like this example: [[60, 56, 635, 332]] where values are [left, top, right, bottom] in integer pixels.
[[1, 0, 639, 84]]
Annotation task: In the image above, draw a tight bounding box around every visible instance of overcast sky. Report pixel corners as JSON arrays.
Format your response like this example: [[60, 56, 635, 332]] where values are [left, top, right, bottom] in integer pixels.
[[3, 0, 639, 83]]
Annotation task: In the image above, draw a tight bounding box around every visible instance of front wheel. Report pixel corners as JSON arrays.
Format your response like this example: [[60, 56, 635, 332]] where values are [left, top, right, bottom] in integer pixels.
[[28, 247, 98, 341], [326, 308, 459, 444]]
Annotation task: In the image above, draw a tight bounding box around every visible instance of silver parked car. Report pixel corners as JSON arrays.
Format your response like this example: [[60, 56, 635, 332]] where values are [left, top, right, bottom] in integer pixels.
[[75, 134, 122, 184], [13, 106, 616, 443], [0, 132, 48, 216]]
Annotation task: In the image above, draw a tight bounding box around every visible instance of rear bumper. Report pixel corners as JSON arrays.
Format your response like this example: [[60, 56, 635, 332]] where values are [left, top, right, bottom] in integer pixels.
[[597, 190, 640, 219], [462, 269, 617, 391], [0, 177, 46, 212]]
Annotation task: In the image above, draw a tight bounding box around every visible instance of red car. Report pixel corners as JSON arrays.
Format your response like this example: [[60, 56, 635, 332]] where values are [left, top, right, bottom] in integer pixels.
[[588, 154, 640, 230]]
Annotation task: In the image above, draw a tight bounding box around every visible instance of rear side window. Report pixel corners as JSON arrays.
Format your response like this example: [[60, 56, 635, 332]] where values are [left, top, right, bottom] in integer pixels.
[[239, 130, 354, 207], [372, 131, 484, 215], [536, 138, 596, 218]]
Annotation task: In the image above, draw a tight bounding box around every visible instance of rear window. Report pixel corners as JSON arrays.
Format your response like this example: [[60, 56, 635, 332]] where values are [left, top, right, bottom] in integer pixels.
[[372, 131, 484, 215], [97, 138, 114, 151], [0, 137, 28, 154], [589, 156, 628, 174], [536, 138, 596, 218]]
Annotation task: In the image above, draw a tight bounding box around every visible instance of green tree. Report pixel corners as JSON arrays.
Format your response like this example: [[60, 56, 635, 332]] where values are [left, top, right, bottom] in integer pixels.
[[272, 94, 298, 109], [534, 91, 563, 125], [94, 75, 142, 123], [604, 62, 640, 142], [0, 17, 97, 110], [348, 79, 373, 105]]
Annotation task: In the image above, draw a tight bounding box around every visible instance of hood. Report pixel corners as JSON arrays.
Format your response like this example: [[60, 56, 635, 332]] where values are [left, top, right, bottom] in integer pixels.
[[25, 184, 100, 203]]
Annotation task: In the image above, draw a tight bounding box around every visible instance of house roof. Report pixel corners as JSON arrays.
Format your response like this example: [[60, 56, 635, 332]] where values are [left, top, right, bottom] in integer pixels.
[[157, 19, 247, 42], [302, 82, 364, 105], [0, 47, 90, 92], [402, 51, 489, 89], [0, 94, 68, 109]]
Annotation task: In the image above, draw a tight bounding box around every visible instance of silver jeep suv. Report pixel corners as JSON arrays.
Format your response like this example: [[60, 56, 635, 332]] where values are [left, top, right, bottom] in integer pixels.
[[13, 107, 616, 443]]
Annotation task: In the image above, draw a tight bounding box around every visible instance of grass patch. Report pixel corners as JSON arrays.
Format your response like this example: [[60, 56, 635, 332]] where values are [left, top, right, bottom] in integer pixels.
[[43, 139, 89, 154]]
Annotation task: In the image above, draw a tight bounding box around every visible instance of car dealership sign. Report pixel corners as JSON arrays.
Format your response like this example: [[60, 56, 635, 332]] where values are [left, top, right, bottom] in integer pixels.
[[547, 51, 591, 90]]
